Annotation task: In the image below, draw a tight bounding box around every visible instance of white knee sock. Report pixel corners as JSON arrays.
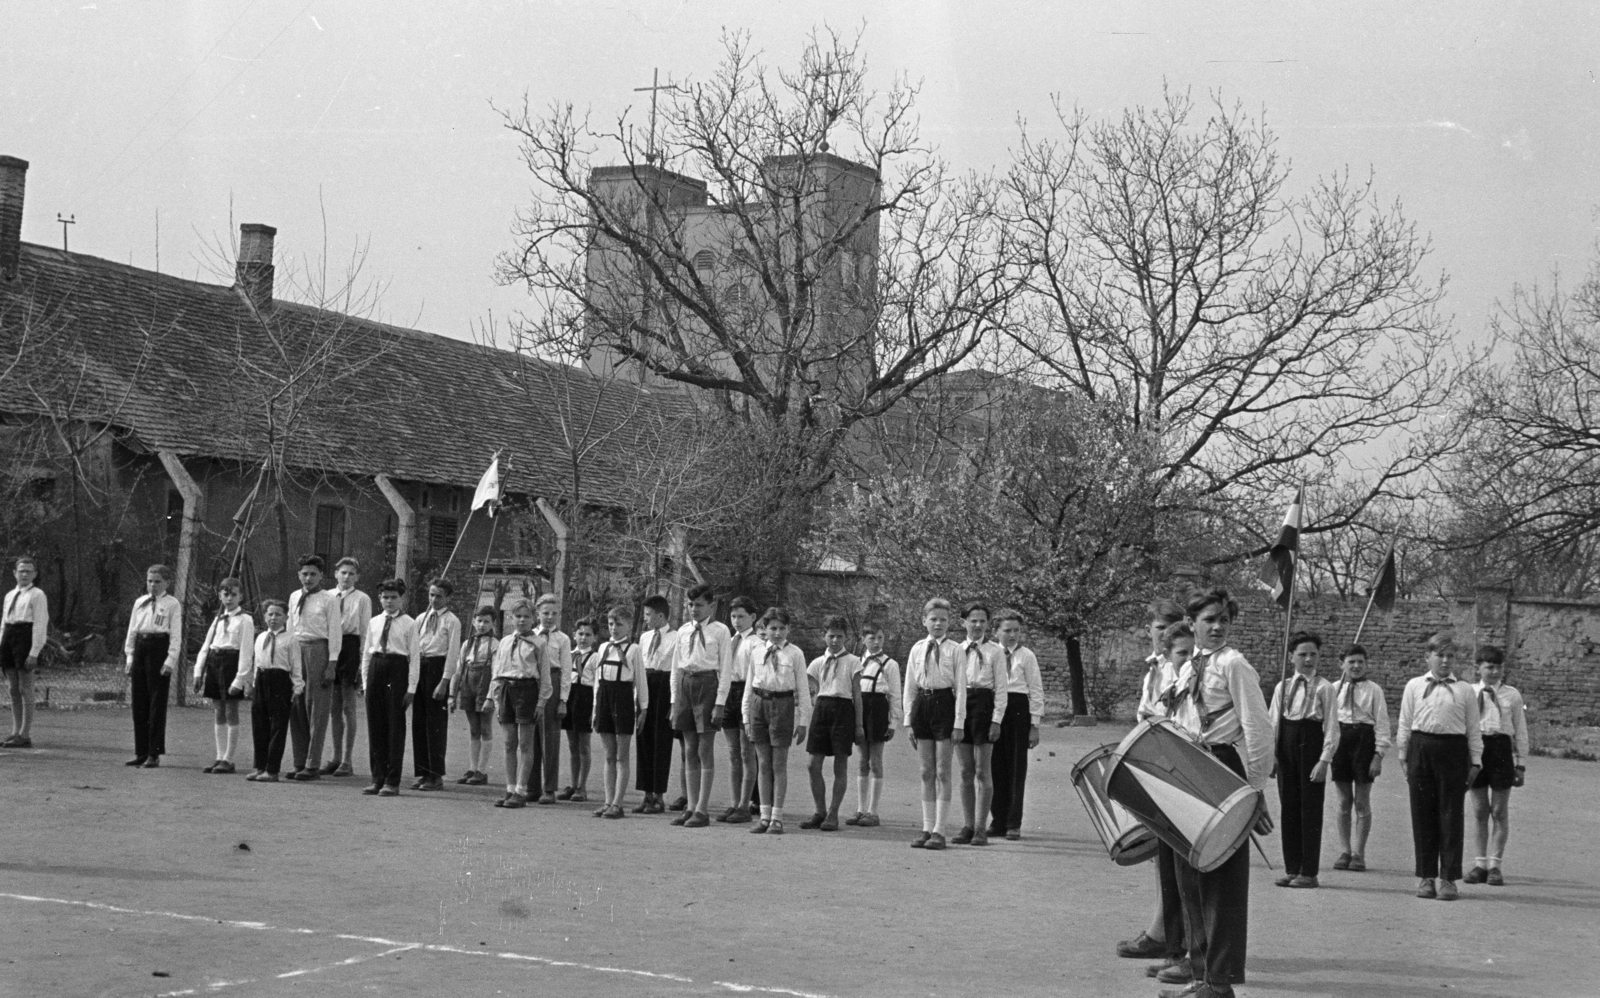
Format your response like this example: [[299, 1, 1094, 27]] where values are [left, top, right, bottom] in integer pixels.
[[1487, 855, 1502, 869], [921, 799, 934, 832], [869, 776, 884, 815], [933, 796, 949, 835], [856, 777, 869, 814], [213, 723, 227, 760], [760, 804, 773, 820], [770, 806, 783, 824], [223, 723, 238, 763]]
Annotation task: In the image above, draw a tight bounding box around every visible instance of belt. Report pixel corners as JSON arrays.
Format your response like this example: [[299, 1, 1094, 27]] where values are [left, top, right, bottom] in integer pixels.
[[134, 632, 169, 642], [683, 668, 720, 676], [501, 675, 540, 685], [752, 688, 795, 699]]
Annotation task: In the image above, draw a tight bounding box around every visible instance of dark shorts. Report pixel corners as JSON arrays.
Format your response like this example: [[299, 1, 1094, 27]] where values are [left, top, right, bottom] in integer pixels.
[[1331, 722, 1378, 784], [495, 677, 542, 726], [1474, 733, 1517, 790], [806, 696, 856, 757], [455, 663, 494, 714], [672, 670, 720, 733], [0, 623, 33, 673], [910, 688, 956, 741], [861, 691, 891, 743], [722, 681, 746, 731], [594, 679, 637, 735], [962, 688, 998, 744], [562, 682, 594, 733], [748, 690, 796, 745], [202, 648, 244, 701], [335, 633, 363, 686]]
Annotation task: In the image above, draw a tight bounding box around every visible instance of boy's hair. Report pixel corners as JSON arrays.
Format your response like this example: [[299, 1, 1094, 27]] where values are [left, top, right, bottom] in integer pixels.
[[859, 622, 884, 637], [261, 598, 287, 615], [1185, 587, 1238, 622], [1342, 643, 1368, 661], [473, 605, 499, 621], [641, 594, 671, 616], [13, 555, 36, 571], [1288, 630, 1323, 651], [377, 578, 406, 597], [606, 604, 632, 623], [1159, 621, 1193, 651], [962, 601, 991, 620], [506, 596, 535, 616], [146, 563, 172, 582], [334, 556, 360, 571], [992, 608, 1024, 626], [822, 614, 850, 635], [535, 593, 560, 609], [686, 582, 715, 604], [1425, 630, 1455, 654], [1476, 644, 1506, 666], [1148, 598, 1186, 626], [761, 606, 792, 627], [573, 616, 598, 634], [428, 577, 454, 596], [217, 577, 242, 595], [298, 554, 326, 572], [729, 595, 760, 616], [923, 597, 951, 614]]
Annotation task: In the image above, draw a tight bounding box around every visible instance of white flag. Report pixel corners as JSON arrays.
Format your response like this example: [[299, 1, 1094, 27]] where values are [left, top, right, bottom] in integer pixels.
[[471, 454, 502, 514]]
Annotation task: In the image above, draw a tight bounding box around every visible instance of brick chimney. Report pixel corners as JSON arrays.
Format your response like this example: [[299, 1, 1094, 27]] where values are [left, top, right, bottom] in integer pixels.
[[236, 223, 276, 310], [0, 156, 27, 283]]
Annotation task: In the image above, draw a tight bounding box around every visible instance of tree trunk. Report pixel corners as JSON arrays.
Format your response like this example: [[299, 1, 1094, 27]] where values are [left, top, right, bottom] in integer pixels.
[[1066, 633, 1088, 717]]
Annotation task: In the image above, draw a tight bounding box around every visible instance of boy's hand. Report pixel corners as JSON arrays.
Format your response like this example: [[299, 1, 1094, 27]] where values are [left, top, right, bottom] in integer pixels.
[[1253, 809, 1275, 836], [1027, 724, 1040, 749], [952, 729, 966, 744], [1310, 761, 1329, 783], [556, 700, 566, 720], [125, 660, 134, 676], [433, 680, 449, 701], [402, 692, 414, 709], [855, 725, 865, 744], [160, 664, 173, 677], [884, 728, 896, 742], [988, 722, 1002, 743], [711, 705, 725, 727], [1513, 765, 1526, 787], [744, 724, 756, 742], [636, 714, 648, 735], [1368, 756, 1384, 779], [908, 733, 919, 750], [193, 678, 204, 696], [1465, 764, 1481, 789], [793, 725, 807, 746], [25, 653, 37, 668]]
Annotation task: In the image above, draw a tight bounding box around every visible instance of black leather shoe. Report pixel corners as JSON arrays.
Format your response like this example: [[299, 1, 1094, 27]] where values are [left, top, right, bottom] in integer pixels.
[[142, 756, 160, 768], [126, 756, 147, 767]]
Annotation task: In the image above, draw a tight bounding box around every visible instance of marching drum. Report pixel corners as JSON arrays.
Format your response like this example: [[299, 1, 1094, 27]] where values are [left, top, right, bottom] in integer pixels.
[[1071, 744, 1159, 866], [1106, 719, 1262, 873]]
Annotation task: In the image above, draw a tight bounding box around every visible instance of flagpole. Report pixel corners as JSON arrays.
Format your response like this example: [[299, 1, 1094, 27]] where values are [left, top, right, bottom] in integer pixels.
[[438, 506, 476, 578], [476, 506, 500, 609], [1278, 554, 1296, 724], [1352, 532, 1397, 646]]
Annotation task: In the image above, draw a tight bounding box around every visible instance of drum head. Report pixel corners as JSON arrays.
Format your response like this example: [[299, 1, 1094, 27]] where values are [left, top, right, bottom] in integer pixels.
[[1073, 743, 1155, 865], [1187, 786, 1262, 873], [1110, 827, 1160, 866]]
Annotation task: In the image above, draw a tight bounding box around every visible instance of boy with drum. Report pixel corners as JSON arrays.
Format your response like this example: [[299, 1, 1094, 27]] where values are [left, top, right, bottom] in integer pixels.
[[1160, 587, 1274, 998]]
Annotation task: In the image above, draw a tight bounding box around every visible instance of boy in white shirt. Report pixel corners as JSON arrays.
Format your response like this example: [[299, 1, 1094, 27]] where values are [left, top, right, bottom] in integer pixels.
[[717, 596, 762, 824], [1463, 645, 1529, 887], [1330, 644, 1390, 873], [361, 578, 421, 797], [801, 615, 864, 832], [634, 594, 678, 813], [192, 577, 254, 773], [989, 609, 1043, 842], [743, 607, 811, 835], [411, 577, 461, 791], [904, 597, 966, 850], [242, 599, 304, 782], [847, 623, 901, 828], [325, 557, 371, 777], [123, 564, 182, 768], [287, 555, 339, 781], [1268, 632, 1340, 888], [670, 584, 733, 828], [1, 556, 48, 749]]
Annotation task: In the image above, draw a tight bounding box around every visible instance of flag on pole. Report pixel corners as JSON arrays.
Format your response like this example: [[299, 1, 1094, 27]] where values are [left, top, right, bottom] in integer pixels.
[[1258, 487, 1303, 608], [1366, 539, 1398, 613], [470, 453, 502, 515]]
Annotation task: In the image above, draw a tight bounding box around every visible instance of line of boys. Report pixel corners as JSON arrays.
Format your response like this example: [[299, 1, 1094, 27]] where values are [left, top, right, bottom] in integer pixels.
[[97, 559, 1047, 841], [1119, 590, 1530, 998]]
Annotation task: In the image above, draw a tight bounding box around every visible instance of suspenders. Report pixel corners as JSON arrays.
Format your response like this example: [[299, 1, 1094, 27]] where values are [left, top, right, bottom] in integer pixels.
[[600, 642, 632, 682]]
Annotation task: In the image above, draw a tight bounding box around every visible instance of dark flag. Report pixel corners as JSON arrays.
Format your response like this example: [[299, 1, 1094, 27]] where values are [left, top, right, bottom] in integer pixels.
[[1258, 487, 1303, 608], [1367, 540, 1398, 612]]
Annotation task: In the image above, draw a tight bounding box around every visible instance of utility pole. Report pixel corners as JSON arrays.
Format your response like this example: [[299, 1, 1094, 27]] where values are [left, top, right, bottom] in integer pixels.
[[56, 213, 75, 252]]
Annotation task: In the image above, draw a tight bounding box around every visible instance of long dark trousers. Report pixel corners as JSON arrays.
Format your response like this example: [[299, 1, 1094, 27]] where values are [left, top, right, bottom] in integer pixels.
[[366, 653, 409, 787], [530, 665, 563, 793], [412, 656, 448, 779], [989, 691, 1031, 831], [1157, 841, 1188, 960], [130, 635, 171, 759], [1276, 717, 1328, 877], [1173, 742, 1251, 986], [250, 669, 294, 773], [1407, 731, 1470, 880], [636, 670, 673, 794]]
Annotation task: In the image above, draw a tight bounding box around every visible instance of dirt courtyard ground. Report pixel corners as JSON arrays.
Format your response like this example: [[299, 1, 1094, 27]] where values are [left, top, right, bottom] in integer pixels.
[[4, 707, 1598, 997]]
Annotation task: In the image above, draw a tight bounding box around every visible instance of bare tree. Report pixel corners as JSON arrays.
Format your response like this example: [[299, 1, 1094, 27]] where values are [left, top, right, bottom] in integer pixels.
[[494, 28, 1016, 594], [1001, 87, 1463, 564]]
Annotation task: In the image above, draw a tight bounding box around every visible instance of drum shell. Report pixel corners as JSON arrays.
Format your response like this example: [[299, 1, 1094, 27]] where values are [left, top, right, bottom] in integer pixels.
[[1106, 719, 1262, 873], [1071, 743, 1159, 866]]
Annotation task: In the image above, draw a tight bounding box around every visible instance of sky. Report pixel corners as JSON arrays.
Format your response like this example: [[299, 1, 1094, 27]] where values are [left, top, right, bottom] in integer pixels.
[[5, 1, 1598, 345]]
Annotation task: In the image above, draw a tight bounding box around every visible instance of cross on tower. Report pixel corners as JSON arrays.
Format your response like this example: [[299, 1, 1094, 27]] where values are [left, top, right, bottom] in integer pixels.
[[807, 58, 848, 153], [633, 68, 682, 165]]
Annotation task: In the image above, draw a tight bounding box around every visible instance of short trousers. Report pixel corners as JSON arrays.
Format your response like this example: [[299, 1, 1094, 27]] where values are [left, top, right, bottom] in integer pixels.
[[1331, 722, 1377, 784], [335, 633, 363, 686], [0, 622, 34, 673], [671, 670, 720, 733], [962, 688, 997, 744], [594, 679, 637, 735], [806, 695, 855, 757], [202, 648, 244, 701], [495, 677, 542, 726], [1473, 733, 1517, 790], [909, 687, 956, 741], [748, 690, 796, 745], [561, 682, 594, 733], [861, 691, 891, 743], [454, 663, 494, 713], [721, 681, 746, 731]]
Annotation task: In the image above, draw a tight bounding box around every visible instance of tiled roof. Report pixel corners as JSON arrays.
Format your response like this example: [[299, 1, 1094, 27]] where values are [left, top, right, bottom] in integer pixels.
[[0, 242, 689, 503]]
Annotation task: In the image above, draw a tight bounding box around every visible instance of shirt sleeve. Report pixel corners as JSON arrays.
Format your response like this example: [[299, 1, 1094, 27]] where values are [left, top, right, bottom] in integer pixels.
[[361, 620, 376, 690], [1465, 685, 1483, 767], [952, 642, 968, 733], [124, 599, 140, 665], [1268, 682, 1283, 741], [28, 590, 48, 659], [406, 619, 422, 694], [1228, 655, 1274, 788], [236, 636, 260, 692], [323, 593, 340, 646], [442, 615, 462, 680], [357, 593, 373, 657], [289, 638, 305, 696], [235, 616, 255, 687], [1510, 690, 1529, 762], [902, 645, 921, 728], [163, 598, 183, 671], [1025, 652, 1044, 726], [1317, 683, 1340, 764], [715, 626, 734, 706], [194, 618, 217, 680], [886, 660, 904, 730], [1395, 681, 1415, 761], [792, 649, 813, 729], [558, 634, 573, 702], [1370, 686, 1392, 756]]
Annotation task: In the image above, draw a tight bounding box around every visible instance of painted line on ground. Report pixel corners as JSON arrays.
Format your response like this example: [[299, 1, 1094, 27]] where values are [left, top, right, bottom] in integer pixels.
[[3, 891, 833, 997]]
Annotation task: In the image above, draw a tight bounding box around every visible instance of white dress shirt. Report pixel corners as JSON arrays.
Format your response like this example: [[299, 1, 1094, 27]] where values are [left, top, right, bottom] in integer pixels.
[[533, 626, 574, 703], [1137, 653, 1179, 722], [808, 652, 862, 700], [1186, 646, 1274, 789], [289, 587, 338, 643], [1269, 673, 1340, 765], [361, 612, 422, 693], [334, 587, 372, 653], [1335, 677, 1393, 756], [1396, 672, 1483, 767], [192, 608, 256, 683], [902, 636, 968, 731], [743, 640, 813, 728], [237, 627, 304, 696], [858, 653, 903, 730], [2, 585, 49, 660], [726, 629, 757, 684], [1472, 681, 1529, 762], [671, 618, 733, 706], [1000, 644, 1046, 726], [959, 639, 1007, 693], [459, 633, 498, 671], [640, 625, 678, 674], [573, 646, 600, 686], [591, 639, 648, 722], [124, 593, 182, 671], [416, 607, 463, 679]]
